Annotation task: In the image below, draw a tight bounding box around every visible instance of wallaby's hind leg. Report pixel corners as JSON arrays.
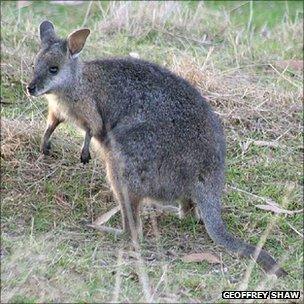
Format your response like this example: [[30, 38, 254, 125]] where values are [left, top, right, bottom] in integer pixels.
[[118, 192, 143, 241], [105, 160, 143, 240], [41, 110, 63, 155], [88, 194, 142, 241], [194, 170, 287, 277]]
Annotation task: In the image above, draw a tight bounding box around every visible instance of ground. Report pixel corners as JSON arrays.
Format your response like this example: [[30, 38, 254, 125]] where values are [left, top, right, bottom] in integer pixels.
[[1, 1, 303, 303]]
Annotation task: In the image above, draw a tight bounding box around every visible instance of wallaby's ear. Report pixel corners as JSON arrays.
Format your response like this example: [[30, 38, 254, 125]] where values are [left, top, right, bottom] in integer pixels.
[[39, 20, 56, 45], [67, 29, 90, 58]]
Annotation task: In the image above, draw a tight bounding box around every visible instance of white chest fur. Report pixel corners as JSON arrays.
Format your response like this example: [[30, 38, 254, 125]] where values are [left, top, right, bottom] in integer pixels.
[[45, 93, 103, 136], [46, 93, 72, 121]]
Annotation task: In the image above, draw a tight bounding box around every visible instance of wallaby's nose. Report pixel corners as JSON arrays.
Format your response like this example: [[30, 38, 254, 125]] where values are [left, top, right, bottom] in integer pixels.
[[27, 84, 36, 95]]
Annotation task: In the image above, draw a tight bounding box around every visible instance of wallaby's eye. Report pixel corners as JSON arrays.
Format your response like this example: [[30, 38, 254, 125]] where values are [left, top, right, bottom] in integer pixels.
[[49, 66, 59, 74]]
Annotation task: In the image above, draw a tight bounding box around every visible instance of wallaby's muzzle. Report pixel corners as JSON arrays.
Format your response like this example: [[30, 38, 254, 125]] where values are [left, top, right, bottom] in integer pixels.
[[27, 77, 46, 97], [27, 82, 37, 96]]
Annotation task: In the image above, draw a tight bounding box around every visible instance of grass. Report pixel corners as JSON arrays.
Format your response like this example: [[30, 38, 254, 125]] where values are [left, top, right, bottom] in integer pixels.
[[1, 1, 303, 303]]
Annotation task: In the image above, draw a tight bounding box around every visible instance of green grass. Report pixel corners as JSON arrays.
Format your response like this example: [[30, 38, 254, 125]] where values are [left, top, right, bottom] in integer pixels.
[[206, 1, 302, 28], [1, 1, 303, 303]]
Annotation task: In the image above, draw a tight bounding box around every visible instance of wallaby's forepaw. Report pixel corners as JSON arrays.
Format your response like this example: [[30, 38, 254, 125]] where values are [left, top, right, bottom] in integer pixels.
[[41, 141, 51, 155], [80, 150, 91, 164]]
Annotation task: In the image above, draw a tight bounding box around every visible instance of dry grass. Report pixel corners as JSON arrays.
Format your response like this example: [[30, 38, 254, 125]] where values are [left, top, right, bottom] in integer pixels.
[[98, 2, 209, 37], [1, 1, 303, 303]]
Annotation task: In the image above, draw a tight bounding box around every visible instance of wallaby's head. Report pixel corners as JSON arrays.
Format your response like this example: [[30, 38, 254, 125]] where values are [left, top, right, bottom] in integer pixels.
[[27, 21, 90, 96]]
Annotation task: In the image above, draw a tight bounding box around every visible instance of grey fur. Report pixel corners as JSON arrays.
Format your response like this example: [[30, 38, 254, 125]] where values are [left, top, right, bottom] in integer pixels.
[[27, 21, 287, 277]]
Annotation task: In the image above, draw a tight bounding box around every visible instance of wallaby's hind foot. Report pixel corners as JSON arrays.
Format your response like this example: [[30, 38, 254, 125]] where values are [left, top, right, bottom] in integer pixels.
[[87, 206, 123, 237], [146, 201, 179, 216], [87, 206, 124, 236], [100, 174, 144, 241], [41, 141, 51, 156], [144, 200, 199, 220], [87, 224, 123, 237], [92, 206, 120, 226], [87, 222, 143, 242]]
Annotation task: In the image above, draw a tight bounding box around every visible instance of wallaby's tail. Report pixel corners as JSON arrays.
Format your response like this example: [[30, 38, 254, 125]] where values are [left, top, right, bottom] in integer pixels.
[[194, 174, 287, 277]]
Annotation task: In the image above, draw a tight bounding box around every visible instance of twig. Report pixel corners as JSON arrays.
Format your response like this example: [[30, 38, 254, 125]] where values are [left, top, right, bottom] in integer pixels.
[[220, 63, 268, 75], [229, 1, 250, 14], [151, 264, 168, 298], [202, 46, 214, 71], [112, 250, 123, 303], [82, 1, 93, 27], [247, 1, 253, 33], [274, 127, 292, 142], [97, 1, 109, 19], [238, 211, 279, 290], [154, 27, 216, 46], [228, 185, 273, 204], [0, 101, 14, 105], [26, 164, 61, 190], [269, 63, 300, 88], [286, 222, 303, 238]]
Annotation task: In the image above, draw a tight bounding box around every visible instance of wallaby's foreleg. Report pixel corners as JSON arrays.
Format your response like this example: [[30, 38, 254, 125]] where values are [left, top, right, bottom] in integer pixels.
[[194, 170, 287, 277], [80, 130, 92, 164], [41, 111, 63, 155]]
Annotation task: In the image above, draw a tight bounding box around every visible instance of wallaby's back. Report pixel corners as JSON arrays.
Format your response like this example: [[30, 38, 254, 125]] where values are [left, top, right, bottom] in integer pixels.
[[83, 58, 225, 200]]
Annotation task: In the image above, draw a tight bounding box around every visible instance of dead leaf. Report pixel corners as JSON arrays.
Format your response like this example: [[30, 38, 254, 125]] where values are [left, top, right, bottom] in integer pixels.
[[181, 252, 221, 264], [274, 60, 303, 72], [252, 140, 279, 148], [240, 140, 279, 154], [256, 201, 303, 215]]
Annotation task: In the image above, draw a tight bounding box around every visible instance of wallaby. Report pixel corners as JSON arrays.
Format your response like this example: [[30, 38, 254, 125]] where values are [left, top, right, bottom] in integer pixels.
[[27, 21, 287, 277]]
